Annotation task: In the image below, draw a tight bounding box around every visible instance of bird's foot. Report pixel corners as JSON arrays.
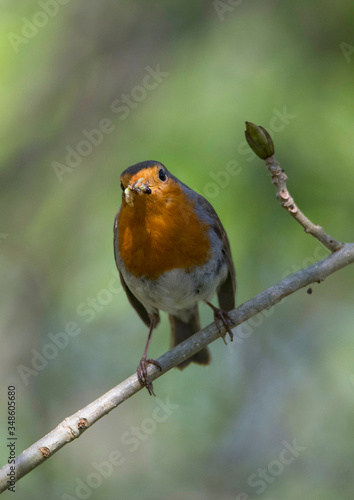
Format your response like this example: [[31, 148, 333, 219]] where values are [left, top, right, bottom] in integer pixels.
[[137, 356, 162, 396], [206, 302, 234, 344]]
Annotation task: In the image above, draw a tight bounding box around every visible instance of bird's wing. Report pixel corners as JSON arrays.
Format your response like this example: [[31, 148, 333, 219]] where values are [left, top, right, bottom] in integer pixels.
[[195, 196, 236, 311], [113, 211, 151, 327]]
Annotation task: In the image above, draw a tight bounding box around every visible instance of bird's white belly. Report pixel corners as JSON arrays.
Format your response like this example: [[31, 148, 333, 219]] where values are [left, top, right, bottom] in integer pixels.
[[122, 260, 228, 321]]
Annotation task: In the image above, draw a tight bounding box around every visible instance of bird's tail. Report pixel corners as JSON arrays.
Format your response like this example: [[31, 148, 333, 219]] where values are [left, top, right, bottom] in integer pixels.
[[169, 305, 211, 370]]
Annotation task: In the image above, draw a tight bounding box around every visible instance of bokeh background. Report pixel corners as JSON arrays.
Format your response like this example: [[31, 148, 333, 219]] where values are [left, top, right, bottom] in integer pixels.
[[1, 1, 354, 498]]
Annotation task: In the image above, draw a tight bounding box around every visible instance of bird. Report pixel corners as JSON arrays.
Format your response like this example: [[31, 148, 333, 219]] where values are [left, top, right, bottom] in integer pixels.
[[113, 160, 236, 395]]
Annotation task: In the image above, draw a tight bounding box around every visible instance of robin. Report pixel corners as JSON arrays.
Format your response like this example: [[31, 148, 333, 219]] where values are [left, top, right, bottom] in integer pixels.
[[114, 160, 236, 395]]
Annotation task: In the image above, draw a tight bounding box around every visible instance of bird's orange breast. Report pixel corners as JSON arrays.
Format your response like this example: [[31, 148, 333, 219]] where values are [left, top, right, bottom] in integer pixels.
[[118, 183, 211, 280]]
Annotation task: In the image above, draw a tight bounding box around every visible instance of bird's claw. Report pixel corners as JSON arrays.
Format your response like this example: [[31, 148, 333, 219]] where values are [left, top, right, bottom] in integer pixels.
[[214, 310, 234, 344], [137, 356, 162, 396], [206, 301, 234, 343]]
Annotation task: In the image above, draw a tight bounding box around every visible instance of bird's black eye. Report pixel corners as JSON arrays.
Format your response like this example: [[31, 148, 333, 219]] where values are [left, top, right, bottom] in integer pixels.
[[158, 169, 167, 181], [120, 181, 124, 191]]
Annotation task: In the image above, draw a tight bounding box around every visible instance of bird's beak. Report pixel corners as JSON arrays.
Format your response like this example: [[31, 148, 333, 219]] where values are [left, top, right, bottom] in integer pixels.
[[124, 178, 151, 207]]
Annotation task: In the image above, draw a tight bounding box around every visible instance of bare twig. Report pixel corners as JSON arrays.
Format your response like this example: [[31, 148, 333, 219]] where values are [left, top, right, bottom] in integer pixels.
[[1, 123, 352, 494], [264, 155, 343, 252], [1, 242, 354, 493], [245, 122, 343, 252]]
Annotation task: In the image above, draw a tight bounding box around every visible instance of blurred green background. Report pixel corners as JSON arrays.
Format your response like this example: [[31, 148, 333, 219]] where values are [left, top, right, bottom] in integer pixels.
[[1, 0, 354, 498]]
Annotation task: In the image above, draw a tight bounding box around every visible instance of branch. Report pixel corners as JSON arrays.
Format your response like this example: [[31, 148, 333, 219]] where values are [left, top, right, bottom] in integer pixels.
[[1, 123, 352, 493], [264, 155, 343, 252], [245, 121, 343, 252], [1, 243, 354, 492]]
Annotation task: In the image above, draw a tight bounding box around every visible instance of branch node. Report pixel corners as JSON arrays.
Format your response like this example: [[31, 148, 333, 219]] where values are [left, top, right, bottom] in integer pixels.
[[39, 447, 50, 458], [78, 418, 88, 430], [279, 189, 289, 200], [63, 419, 78, 440]]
